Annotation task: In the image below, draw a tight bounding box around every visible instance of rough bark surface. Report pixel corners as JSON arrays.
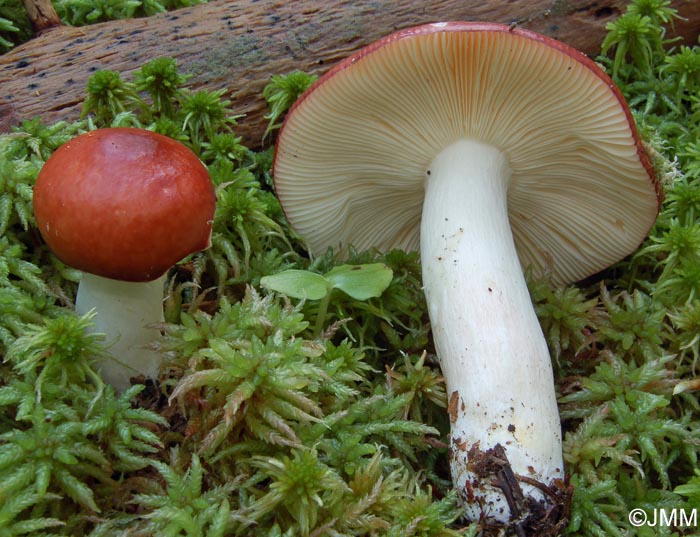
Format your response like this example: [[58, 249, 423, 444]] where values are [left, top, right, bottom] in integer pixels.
[[1, 0, 699, 146], [20, 0, 62, 32]]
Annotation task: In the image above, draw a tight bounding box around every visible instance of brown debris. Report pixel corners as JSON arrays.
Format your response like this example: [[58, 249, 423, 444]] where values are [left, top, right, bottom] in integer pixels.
[[467, 443, 572, 537], [448, 390, 460, 424]]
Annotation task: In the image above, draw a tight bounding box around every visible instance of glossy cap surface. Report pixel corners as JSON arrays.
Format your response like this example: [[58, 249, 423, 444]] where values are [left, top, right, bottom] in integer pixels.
[[34, 127, 216, 282]]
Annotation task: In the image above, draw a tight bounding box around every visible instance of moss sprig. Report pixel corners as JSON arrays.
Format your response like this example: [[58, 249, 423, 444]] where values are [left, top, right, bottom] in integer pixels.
[[4, 311, 106, 404], [262, 71, 318, 139], [54, 0, 205, 26], [0, 137, 39, 236], [129, 451, 239, 536]]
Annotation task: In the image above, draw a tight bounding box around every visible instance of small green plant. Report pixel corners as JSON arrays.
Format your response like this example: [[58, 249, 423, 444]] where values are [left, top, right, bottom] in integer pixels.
[[180, 88, 241, 151], [248, 447, 349, 535], [0, 136, 40, 236], [529, 272, 601, 364], [81, 70, 146, 124], [54, 0, 206, 26], [260, 263, 394, 335], [132, 56, 191, 118], [386, 351, 447, 423], [166, 288, 324, 452], [130, 451, 237, 536], [4, 311, 106, 404], [675, 469, 700, 509], [0, 1, 32, 52], [262, 71, 318, 138], [601, 12, 663, 78]]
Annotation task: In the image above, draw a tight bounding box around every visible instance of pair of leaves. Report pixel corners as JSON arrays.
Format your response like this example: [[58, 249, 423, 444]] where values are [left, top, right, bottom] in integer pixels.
[[260, 263, 393, 302]]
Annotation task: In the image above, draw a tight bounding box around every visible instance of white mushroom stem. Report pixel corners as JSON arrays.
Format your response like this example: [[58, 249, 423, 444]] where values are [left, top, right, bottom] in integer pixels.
[[420, 139, 563, 520], [75, 272, 166, 392]]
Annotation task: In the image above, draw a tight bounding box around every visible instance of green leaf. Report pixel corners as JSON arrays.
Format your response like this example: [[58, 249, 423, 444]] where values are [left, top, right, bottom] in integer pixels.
[[325, 263, 394, 300], [55, 468, 100, 512], [260, 270, 330, 300], [35, 461, 51, 496]]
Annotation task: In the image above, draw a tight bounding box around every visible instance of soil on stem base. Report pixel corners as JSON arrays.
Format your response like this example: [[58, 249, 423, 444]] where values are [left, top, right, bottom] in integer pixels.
[[457, 442, 572, 536]]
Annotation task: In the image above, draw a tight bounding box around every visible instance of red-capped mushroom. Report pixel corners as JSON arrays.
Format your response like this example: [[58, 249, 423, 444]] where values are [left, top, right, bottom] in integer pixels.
[[34, 127, 216, 391], [273, 22, 661, 521]]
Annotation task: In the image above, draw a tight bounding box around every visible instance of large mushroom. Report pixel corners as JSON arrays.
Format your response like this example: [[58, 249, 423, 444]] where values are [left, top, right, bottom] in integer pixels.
[[272, 23, 661, 520], [34, 127, 216, 392]]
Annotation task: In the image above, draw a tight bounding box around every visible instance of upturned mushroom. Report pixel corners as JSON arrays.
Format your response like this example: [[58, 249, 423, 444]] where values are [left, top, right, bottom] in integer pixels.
[[34, 127, 216, 392], [272, 22, 661, 521]]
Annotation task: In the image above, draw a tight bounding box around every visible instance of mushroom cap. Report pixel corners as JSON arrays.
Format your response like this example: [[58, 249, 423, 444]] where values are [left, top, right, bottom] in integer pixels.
[[34, 127, 216, 282], [273, 22, 661, 285]]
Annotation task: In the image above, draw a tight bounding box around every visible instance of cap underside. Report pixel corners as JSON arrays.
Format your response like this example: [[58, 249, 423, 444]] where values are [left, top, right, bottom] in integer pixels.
[[274, 24, 659, 284]]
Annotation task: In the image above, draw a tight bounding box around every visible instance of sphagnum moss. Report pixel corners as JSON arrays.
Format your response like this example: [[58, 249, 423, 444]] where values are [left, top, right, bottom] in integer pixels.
[[2, 0, 700, 534]]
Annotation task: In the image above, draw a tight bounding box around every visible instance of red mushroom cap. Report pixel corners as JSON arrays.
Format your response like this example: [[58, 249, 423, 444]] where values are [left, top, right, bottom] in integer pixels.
[[34, 127, 216, 282]]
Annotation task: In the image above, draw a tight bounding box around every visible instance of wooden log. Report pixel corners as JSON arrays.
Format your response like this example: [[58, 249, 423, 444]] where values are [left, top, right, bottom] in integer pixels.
[[1, 0, 699, 148]]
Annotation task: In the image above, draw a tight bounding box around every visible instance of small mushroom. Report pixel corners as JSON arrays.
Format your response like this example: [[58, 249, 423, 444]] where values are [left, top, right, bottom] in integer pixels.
[[34, 127, 216, 391], [272, 23, 661, 520]]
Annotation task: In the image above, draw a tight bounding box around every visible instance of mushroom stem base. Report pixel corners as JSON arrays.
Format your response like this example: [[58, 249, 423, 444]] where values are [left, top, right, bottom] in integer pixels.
[[76, 272, 166, 392], [420, 139, 563, 521]]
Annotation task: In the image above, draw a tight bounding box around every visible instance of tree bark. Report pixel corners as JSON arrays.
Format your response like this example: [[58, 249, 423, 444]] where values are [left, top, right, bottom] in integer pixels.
[[20, 0, 62, 32], [1, 0, 698, 147]]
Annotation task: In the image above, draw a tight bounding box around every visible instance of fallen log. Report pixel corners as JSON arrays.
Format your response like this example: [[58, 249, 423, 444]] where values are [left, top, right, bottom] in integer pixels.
[[1, 0, 699, 147]]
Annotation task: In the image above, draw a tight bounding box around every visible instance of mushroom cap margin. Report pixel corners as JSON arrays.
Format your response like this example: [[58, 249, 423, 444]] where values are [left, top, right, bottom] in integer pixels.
[[273, 22, 661, 285]]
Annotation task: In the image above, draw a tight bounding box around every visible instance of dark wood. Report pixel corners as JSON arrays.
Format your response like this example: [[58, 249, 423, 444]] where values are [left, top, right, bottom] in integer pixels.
[[20, 0, 62, 32], [1, 0, 698, 147]]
